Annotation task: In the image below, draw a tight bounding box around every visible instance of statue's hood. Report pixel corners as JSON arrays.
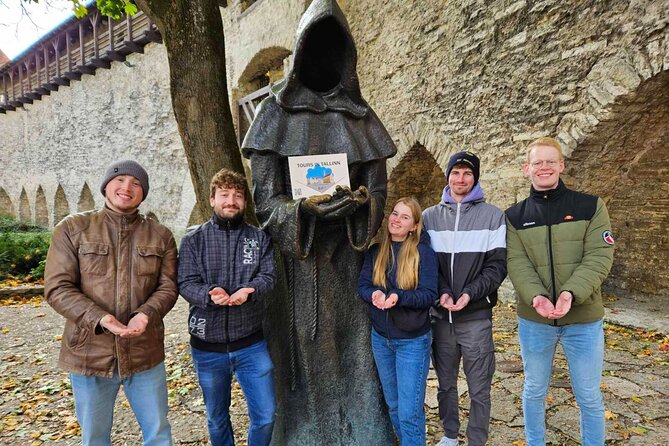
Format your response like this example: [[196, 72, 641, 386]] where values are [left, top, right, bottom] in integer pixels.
[[274, 0, 367, 118]]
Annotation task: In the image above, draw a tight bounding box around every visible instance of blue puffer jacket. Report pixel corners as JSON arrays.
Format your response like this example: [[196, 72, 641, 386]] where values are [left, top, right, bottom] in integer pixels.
[[357, 232, 438, 339]]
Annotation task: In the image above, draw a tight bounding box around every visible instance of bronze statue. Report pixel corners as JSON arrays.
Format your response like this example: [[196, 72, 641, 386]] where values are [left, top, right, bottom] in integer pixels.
[[242, 0, 396, 443]]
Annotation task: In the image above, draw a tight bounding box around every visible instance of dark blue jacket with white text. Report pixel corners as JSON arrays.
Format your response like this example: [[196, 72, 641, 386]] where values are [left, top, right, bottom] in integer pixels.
[[178, 216, 276, 348]]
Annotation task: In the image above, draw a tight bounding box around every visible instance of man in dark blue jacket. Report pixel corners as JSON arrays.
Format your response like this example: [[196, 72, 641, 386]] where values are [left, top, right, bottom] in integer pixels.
[[178, 169, 277, 446], [423, 152, 507, 446]]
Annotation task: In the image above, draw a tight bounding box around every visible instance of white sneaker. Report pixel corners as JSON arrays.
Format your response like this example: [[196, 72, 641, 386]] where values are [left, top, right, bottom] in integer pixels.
[[435, 436, 458, 446]]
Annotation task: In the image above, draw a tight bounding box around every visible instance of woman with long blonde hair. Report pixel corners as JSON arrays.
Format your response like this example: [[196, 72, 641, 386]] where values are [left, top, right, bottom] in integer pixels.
[[358, 197, 438, 445]]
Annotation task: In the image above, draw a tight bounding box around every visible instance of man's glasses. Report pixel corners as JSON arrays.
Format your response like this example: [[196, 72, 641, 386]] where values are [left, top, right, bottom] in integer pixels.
[[529, 160, 560, 168]]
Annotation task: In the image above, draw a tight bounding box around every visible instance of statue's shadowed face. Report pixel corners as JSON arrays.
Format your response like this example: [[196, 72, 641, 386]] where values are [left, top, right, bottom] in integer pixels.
[[299, 17, 350, 93]]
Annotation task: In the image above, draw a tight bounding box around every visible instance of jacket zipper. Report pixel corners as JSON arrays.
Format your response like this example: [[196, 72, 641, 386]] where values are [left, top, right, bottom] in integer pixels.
[[545, 194, 558, 326], [114, 216, 127, 375], [224, 221, 231, 344], [448, 203, 461, 325]]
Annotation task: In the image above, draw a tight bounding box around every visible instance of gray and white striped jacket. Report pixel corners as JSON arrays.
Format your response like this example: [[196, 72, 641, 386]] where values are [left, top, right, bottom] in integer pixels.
[[422, 184, 507, 323]]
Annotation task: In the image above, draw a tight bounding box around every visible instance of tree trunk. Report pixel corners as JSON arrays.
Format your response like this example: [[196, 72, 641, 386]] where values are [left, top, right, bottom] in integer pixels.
[[135, 0, 247, 224]]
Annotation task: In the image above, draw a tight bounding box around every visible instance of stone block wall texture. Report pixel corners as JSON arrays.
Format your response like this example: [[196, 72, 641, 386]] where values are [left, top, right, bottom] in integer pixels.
[[0, 44, 195, 235], [1, 0, 668, 293]]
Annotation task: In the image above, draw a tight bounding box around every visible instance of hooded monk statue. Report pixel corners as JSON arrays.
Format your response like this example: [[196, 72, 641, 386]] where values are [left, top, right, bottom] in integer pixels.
[[242, 0, 397, 443]]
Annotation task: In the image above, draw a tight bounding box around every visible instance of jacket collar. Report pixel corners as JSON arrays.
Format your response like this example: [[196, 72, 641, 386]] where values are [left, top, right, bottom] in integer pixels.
[[102, 205, 140, 225], [212, 212, 244, 231], [530, 179, 567, 201]]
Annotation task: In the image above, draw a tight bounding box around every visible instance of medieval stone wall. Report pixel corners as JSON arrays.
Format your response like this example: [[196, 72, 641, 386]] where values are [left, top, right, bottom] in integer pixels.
[[0, 43, 194, 234], [338, 0, 669, 294]]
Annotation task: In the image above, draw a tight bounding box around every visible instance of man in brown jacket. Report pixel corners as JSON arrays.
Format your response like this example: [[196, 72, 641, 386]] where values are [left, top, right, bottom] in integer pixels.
[[45, 160, 178, 446]]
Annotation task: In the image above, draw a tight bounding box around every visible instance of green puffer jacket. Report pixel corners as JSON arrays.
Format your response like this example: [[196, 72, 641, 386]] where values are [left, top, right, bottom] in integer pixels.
[[505, 180, 614, 325]]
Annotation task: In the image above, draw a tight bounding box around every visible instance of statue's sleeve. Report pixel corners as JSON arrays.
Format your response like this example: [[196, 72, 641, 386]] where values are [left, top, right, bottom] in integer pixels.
[[346, 159, 387, 252], [248, 150, 316, 259]]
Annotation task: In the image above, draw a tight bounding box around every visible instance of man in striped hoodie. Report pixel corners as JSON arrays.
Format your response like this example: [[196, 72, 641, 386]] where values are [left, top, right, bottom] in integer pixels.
[[423, 151, 507, 446]]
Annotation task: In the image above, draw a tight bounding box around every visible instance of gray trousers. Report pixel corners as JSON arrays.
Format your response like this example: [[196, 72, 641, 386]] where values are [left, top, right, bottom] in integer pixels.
[[432, 318, 495, 446]]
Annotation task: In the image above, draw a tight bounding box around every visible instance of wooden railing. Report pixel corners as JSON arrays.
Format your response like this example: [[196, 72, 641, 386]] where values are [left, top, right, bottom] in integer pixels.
[[0, 7, 161, 113]]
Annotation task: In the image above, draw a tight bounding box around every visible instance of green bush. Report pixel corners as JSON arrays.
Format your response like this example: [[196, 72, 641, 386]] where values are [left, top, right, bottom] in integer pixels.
[[0, 214, 46, 233], [0, 217, 51, 281]]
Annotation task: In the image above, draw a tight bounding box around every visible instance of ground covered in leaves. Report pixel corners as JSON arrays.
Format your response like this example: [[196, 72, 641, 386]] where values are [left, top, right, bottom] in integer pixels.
[[0, 295, 667, 445]]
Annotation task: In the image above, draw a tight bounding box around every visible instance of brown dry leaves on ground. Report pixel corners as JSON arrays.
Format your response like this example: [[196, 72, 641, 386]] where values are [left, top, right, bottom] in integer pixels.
[[1, 294, 668, 445]]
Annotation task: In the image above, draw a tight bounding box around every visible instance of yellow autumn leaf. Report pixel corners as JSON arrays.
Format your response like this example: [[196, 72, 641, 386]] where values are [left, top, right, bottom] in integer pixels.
[[512, 440, 526, 446], [1, 327, 8, 334], [605, 410, 618, 420], [629, 426, 648, 435], [54, 335, 62, 341]]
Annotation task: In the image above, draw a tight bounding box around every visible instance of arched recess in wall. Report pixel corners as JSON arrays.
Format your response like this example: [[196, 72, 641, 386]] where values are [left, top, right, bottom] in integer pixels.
[[386, 143, 445, 219], [35, 186, 49, 227], [564, 71, 669, 295], [0, 187, 15, 216], [54, 185, 71, 225], [18, 188, 31, 221], [240, 0, 258, 13], [236, 46, 291, 142], [78, 183, 95, 212]]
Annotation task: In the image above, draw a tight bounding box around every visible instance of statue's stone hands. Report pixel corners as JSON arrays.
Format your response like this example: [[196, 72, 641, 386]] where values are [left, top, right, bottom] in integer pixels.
[[301, 194, 334, 217], [331, 185, 354, 200], [351, 186, 370, 207], [301, 192, 356, 220], [300, 185, 369, 220]]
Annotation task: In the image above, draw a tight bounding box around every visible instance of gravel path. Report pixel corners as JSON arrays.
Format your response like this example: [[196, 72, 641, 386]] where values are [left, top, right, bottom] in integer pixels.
[[1, 295, 667, 445]]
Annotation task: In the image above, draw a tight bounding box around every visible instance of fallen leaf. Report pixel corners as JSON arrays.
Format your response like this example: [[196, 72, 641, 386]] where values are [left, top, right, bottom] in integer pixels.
[[629, 425, 648, 435], [605, 410, 618, 420]]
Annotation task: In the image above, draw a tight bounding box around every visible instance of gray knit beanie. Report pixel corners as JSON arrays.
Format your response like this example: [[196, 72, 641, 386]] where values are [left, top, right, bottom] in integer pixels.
[[100, 160, 150, 201]]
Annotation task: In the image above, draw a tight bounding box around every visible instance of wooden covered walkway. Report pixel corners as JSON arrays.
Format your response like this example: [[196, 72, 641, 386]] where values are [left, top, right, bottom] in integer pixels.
[[0, 6, 161, 113]]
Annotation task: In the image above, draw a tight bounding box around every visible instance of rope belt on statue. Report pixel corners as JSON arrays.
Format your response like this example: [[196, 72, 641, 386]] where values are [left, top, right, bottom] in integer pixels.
[[287, 254, 320, 392], [287, 259, 297, 391], [310, 258, 319, 340]]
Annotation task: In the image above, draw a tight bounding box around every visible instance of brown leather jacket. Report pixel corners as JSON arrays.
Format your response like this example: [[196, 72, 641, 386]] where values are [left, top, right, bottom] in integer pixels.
[[45, 207, 178, 378]]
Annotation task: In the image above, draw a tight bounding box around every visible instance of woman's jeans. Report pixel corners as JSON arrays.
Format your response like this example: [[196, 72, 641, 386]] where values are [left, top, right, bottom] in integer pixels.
[[518, 317, 605, 446], [371, 328, 431, 446]]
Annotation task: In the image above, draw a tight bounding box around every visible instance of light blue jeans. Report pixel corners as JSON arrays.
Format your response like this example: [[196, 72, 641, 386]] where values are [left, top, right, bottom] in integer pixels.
[[70, 362, 172, 446], [191, 340, 276, 446], [371, 328, 431, 446], [518, 317, 605, 446]]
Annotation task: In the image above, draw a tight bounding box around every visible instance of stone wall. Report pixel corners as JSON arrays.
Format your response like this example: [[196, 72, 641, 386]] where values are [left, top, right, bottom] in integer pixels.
[[0, 43, 194, 234], [339, 0, 669, 294], [1, 0, 667, 294]]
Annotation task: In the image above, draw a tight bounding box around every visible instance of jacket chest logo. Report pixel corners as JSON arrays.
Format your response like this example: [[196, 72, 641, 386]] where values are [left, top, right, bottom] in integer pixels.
[[242, 238, 260, 265]]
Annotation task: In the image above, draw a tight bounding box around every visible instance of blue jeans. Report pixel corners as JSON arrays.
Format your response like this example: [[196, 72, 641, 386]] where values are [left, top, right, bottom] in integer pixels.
[[371, 328, 431, 446], [191, 340, 276, 446], [518, 317, 605, 446], [70, 362, 172, 446]]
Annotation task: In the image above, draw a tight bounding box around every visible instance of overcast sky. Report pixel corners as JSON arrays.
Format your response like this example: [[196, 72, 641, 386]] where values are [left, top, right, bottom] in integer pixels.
[[0, 0, 78, 60]]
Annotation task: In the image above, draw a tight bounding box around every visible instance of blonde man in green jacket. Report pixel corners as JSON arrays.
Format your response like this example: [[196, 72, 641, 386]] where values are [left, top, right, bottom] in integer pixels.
[[505, 137, 614, 446]]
